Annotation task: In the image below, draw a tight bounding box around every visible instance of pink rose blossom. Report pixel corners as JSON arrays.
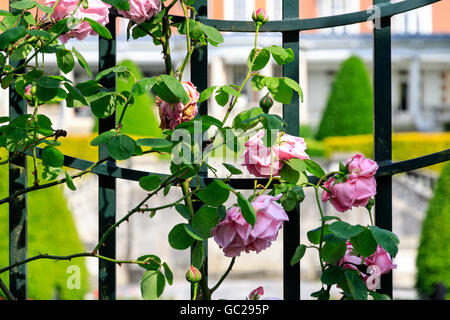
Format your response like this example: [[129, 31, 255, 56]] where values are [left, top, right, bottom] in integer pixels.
[[242, 130, 309, 177], [211, 194, 288, 257], [44, 0, 111, 43], [339, 242, 396, 290], [248, 286, 264, 300], [322, 154, 378, 212], [157, 81, 199, 130], [118, 0, 162, 24]]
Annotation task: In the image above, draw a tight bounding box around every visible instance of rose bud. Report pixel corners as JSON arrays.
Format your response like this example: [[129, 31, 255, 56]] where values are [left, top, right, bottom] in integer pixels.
[[252, 8, 269, 25], [185, 265, 202, 283], [248, 286, 264, 300], [259, 93, 273, 113]]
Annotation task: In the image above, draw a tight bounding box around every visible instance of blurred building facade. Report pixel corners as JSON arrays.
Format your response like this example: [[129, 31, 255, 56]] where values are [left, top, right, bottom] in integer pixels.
[[0, 0, 450, 133]]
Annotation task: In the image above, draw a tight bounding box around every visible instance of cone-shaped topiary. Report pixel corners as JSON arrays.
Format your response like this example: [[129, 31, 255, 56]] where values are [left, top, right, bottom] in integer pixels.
[[93, 59, 162, 137], [316, 56, 373, 140], [416, 162, 450, 299], [0, 152, 89, 300]]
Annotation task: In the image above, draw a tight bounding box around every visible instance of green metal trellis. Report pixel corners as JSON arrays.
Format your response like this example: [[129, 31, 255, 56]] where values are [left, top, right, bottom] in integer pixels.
[[6, 0, 450, 300]]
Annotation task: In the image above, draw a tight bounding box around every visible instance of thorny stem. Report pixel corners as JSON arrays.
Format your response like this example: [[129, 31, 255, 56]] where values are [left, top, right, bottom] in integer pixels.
[[177, 2, 194, 80]]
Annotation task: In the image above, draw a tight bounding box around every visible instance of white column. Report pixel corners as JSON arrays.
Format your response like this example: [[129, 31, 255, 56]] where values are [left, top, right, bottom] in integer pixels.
[[408, 57, 426, 131]]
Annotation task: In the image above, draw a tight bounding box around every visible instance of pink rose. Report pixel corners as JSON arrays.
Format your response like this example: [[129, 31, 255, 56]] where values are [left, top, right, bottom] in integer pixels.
[[248, 286, 264, 300], [44, 0, 111, 43], [157, 81, 199, 130], [322, 154, 378, 212], [339, 242, 396, 290], [211, 194, 288, 257], [118, 0, 162, 24], [242, 130, 309, 177]]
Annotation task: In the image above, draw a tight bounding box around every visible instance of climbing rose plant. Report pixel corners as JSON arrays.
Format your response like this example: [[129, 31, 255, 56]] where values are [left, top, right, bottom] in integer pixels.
[[0, 1, 399, 301]]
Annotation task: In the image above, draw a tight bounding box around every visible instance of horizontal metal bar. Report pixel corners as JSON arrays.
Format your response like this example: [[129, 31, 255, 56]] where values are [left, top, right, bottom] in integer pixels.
[[26, 148, 449, 187], [189, 0, 440, 32]]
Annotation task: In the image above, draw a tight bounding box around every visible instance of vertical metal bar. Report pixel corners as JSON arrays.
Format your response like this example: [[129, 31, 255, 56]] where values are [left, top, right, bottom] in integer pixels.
[[373, 0, 393, 298], [8, 0, 27, 300], [98, 11, 117, 300], [282, 0, 300, 300], [190, 0, 208, 299]]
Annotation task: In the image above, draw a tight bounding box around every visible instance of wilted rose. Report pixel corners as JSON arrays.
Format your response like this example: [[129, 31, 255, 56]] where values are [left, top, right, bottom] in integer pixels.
[[211, 194, 288, 257], [157, 81, 200, 130]]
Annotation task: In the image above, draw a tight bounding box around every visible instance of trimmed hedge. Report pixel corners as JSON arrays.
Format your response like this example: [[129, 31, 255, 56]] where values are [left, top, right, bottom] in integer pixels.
[[416, 162, 450, 298], [0, 151, 89, 300], [316, 56, 373, 140], [323, 132, 450, 172]]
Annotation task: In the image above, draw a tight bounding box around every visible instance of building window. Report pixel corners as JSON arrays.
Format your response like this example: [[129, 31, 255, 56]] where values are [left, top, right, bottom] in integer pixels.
[[318, 0, 360, 34], [391, 0, 432, 34], [224, 0, 253, 21]]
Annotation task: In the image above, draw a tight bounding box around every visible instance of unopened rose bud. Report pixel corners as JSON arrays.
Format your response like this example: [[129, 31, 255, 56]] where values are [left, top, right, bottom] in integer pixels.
[[259, 93, 273, 113], [252, 8, 269, 25], [248, 286, 264, 300], [185, 265, 202, 283]]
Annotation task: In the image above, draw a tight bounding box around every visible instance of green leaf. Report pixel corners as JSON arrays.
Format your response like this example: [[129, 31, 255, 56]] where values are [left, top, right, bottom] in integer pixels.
[[42, 146, 64, 168], [321, 241, 347, 264], [345, 269, 368, 300], [163, 262, 173, 285], [90, 130, 116, 146], [132, 77, 156, 96], [321, 266, 345, 285], [328, 221, 365, 239], [284, 77, 304, 102], [175, 204, 191, 220], [290, 244, 307, 266], [107, 134, 136, 160], [350, 227, 378, 257], [37, 4, 54, 14], [140, 270, 165, 299], [136, 138, 173, 149], [191, 241, 204, 269], [84, 17, 112, 39], [139, 175, 161, 191], [307, 225, 330, 245], [369, 291, 391, 300], [168, 223, 195, 250], [198, 86, 217, 103], [199, 24, 223, 46], [304, 159, 326, 179], [137, 255, 161, 271], [196, 180, 230, 207], [248, 48, 270, 71], [267, 78, 293, 104], [286, 158, 306, 172], [90, 94, 116, 118], [280, 164, 300, 184], [10, 0, 37, 10], [237, 193, 256, 227], [65, 171, 76, 191], [268, 45, 295, 65], [223, 163, 243, 175], [369, 226, 400, 258], [183, 224, 205, 241], [191, 206, 219, 239], [215, 90, 229, 107], [251, 75, 266, 91], [37, 76, 61, 89], [72, 47, 92, 77], [156, 74, 190, 105], [232, 107, 263, 131], [56, 49, 75, 74]]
